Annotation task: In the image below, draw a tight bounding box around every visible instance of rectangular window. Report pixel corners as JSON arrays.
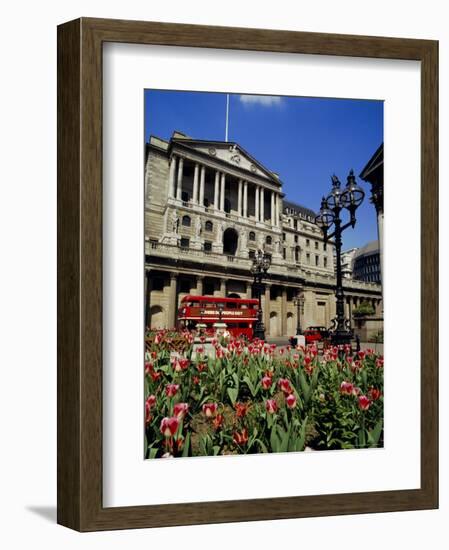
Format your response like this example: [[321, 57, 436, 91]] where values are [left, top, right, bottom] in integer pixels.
[[294, 235, 298, 243], [315, 255, 319, 266], [282, 233, 286, 241], [283, 248, 286, 260], [315, 241, 319, 249], [306, 253, 310, 264], [204, 241, 212, 252], [324, 257, 328, 267], [306, 239, 310, 247], [180, 237, 189, 248], [249, 250, 255, 259]]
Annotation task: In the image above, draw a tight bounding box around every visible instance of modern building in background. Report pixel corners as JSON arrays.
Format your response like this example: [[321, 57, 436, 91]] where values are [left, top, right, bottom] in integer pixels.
[[145, 131, 382, 338], [352, 240, 381, 284]]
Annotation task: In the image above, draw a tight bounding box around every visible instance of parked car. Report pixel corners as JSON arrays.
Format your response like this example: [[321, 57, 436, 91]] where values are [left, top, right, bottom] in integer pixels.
[[303, 326, 330, 344]]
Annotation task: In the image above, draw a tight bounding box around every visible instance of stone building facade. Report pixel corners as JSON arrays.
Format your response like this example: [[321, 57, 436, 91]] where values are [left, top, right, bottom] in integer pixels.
[[145, 131, 382, 338]]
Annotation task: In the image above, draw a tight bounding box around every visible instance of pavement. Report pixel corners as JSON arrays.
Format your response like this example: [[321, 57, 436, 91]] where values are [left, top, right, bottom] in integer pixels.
[[266, 336, 383, 355]]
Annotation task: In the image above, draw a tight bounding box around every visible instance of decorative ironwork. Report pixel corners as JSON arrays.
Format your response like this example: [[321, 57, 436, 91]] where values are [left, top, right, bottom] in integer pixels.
[[250, 249, 271, 340], [315, 170, 365, 346], [293, 290, 305, 335]]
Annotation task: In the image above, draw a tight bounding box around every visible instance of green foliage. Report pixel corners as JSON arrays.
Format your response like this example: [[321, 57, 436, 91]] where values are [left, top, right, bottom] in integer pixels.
[[352, 301, 375, 317], [144, 333, 384, 458]]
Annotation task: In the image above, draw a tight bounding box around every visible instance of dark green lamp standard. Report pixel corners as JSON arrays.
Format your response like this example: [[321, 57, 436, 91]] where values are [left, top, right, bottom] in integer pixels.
[[250, 249, 271, 341], [315, 170, 365, 347], [293, 290, 305, 335]]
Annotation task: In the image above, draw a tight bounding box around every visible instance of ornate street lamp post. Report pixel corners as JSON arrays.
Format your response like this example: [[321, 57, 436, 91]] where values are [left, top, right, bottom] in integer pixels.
[[315, 170, 365, 346], [293, 290, 305, 335], [250, 249, 271, 340]]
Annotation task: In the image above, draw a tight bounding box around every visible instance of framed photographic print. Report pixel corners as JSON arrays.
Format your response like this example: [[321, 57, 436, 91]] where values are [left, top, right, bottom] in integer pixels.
[[57, 17, 438, 531]]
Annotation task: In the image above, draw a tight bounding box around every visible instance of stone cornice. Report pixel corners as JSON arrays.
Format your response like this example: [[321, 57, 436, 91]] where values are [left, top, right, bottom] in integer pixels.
[[169, 142, 284, 195]]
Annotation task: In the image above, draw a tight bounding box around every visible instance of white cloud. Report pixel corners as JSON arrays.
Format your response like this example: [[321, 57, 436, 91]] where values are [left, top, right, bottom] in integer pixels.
[[239, 94, 283, 107]]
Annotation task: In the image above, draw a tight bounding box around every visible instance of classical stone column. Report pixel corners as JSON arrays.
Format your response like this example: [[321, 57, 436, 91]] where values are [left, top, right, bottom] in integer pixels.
[[260, 187, 265, 223], [271, 191, 275, 226], [214, 171, 220, 210], [168, 156, 177, 198], [199, 165, 206, 207], [220, 279, 226, 297], [255, 185, 260, 221], [145, 269, 152, 328], [196, 275, 204, 296], [264, 283, 271, 335], [243, 181, 248, 217], [237, 179, 243, 216], [345, 297, 351, 324], [192, 163, 199, 204], [220, 173, 226, 211], [168, 274, 178, 328], [176, 157, 184, 201], [281, 288, 287, 336], [246, 281, 252, 299], [275, 193, 280, 227]]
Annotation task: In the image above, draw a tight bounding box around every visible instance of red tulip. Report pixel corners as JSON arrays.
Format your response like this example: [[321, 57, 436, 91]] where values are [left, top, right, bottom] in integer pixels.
[[286, 393, 297, 409], [213, 414, 224, 431], [150, 370, 162, 382], [146, 394, 156, 408], [376, 358, 384, 369], [278, 378, 293, 395], [165, 383, 180, 397], [358, 395, 371, 411], [261, 376, 272, 390], [233, 428, 249, 446], [265, 399, 278, 414], [197, 362, 208, 372], [144, 362, 154, 375], [368, 387, 382, 401], [173, 402, 189, 419], [235, 402, 250, 418], [192, 375, 200, 385], [172, 357, 189, 372], [340, 381, 354, 395], [202, 402, 218, 417], [160, 416, 179, 437]]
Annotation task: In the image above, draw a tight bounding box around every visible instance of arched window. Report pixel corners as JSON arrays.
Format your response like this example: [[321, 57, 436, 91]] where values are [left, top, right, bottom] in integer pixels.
[[205, 220, 213, 232], [266, 235, 272, 245], [182, 215, 191, 227], [249, 231, 256, 241]]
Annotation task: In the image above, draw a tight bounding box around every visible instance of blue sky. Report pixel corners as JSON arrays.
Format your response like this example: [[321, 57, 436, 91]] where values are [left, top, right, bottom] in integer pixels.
[[144, 90, 383, 249]]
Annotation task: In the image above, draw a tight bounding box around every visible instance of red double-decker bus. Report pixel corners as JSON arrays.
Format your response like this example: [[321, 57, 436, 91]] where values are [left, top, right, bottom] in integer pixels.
[[178, 295, 259, 339]]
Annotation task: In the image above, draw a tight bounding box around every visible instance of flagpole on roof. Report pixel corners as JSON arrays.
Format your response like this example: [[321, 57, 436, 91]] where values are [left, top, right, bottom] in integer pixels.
[[225, 93, 230, 142]]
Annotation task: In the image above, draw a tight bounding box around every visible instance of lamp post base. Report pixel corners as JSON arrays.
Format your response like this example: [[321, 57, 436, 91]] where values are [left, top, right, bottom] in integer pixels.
[[330, 330, 353, 347], [253, 322, 266, 341]]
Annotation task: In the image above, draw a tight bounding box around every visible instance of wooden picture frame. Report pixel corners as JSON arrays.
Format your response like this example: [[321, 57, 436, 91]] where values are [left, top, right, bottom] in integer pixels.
[[57, 17, 438, 531]]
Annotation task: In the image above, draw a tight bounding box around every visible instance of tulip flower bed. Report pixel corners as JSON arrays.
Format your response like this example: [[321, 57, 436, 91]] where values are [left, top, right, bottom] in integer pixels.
[[144, 331, 384, 458]]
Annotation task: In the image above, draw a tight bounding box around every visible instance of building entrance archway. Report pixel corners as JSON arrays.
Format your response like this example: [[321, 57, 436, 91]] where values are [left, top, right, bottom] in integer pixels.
[[150, 305, 164, 329]]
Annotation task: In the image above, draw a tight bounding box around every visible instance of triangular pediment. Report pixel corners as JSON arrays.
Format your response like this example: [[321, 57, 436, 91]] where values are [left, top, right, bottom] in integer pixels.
[[171, 137, 280, 184]]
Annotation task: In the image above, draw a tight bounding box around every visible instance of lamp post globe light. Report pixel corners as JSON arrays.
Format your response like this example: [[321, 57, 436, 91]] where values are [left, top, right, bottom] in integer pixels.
[[315, 170, 365, 347], [250, 249, 271, 341]]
